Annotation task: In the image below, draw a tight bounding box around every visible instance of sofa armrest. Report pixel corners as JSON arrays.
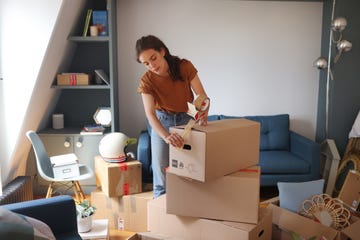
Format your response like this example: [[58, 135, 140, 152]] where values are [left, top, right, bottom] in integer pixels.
[[290, 131, 321, 179], [137, 130, 153, 183], [2, 195, 80, 239]]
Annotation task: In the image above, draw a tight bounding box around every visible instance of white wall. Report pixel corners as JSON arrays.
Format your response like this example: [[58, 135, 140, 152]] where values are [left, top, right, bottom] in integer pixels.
[[117, 0, 323, 141]]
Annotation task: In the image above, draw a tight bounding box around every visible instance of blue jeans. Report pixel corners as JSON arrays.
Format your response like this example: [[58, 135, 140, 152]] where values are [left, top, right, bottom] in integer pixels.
[[151, 110, 191, 198]]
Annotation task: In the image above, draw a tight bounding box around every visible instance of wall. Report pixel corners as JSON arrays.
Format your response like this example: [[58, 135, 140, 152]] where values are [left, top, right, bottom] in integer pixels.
[[117, 0, 323, 142], [316, 0, 360, 155]]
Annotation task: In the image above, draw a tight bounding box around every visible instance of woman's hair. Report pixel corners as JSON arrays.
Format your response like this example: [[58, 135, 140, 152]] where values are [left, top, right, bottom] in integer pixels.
[[135, 35, 183, 81]]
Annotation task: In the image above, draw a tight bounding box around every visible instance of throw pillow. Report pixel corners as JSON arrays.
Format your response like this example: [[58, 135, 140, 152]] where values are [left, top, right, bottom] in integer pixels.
[[277, 179, 325, 213], [0, 207, 56, 240]]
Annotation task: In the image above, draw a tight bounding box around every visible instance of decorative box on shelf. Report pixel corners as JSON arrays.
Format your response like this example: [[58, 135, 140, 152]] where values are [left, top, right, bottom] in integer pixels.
[[57, 73, 92, 86]]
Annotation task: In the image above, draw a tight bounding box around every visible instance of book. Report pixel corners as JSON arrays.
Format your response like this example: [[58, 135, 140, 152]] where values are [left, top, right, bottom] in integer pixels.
[[80, 130, 104, 135], [92, 10, 108, 36], [82, 9, 92, 37], [80, 124, 105, 135], [94, 69, 110, 85], [83, 123, 105, 132]]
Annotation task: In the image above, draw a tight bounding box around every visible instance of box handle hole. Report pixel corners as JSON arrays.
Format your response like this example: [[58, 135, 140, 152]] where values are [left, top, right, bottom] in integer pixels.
[[183, 144, 191, 150]]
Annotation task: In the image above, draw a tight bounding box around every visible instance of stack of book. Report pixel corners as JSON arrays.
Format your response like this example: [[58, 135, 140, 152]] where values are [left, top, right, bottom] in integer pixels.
[[81, 124, 105, 135]]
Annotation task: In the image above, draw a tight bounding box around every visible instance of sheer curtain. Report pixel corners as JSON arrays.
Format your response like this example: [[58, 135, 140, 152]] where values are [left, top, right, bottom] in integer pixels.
[[0, 0, 62, 185]]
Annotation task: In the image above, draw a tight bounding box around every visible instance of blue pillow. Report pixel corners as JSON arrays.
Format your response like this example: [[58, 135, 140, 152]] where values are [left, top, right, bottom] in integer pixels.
[[277, 179, 325, 213]]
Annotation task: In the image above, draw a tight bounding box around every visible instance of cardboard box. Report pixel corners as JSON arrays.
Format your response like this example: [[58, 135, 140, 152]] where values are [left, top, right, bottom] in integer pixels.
[[50, 153, 79, 179], [95, 156, 142, 197], [268, 203, 360, 240], [91, 188, 153, 231], [338, 170, 360, 212], [148, 194, 272, 240], [127, 232, 182, 240], [166, 166, 260, 223], [169, 118, 260, 182], [57, 73, 91, 85]]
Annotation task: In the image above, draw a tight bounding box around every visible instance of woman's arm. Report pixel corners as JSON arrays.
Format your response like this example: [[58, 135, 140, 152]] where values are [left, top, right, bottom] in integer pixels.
[[190, 74, 210, 125], [141, 93, 184, 147]]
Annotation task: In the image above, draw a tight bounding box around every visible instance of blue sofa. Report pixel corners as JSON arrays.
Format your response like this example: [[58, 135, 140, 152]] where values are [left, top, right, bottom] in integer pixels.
[[137, 114, 321, 186], [2, 195, 81, 240]]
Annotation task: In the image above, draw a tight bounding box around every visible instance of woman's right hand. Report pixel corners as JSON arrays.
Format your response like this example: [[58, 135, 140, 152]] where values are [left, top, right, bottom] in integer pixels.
[[164, 132, 184, 148]]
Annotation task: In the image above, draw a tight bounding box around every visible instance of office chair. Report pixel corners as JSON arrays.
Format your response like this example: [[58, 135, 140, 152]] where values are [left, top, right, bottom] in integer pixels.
[[26, 130, 94, 202]]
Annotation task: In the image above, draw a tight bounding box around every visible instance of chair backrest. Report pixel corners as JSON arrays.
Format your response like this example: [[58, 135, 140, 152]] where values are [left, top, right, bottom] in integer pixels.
[[26, 131, 54, 179]]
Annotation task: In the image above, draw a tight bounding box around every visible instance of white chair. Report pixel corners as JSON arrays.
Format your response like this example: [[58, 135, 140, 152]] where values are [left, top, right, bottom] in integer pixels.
[[26, 130, 94, 202]]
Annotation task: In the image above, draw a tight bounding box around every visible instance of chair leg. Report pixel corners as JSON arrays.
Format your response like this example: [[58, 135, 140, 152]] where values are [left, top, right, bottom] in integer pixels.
[[46, 182, 54, 198], [72, 180, 85, 203]]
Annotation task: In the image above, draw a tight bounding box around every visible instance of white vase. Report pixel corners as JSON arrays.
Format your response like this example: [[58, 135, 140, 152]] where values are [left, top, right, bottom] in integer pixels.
[[77, 215, 92, 233]]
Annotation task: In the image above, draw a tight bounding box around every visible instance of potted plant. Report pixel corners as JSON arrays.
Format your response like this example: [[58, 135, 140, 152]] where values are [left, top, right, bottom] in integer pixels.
[[76, 199, 96, 233]]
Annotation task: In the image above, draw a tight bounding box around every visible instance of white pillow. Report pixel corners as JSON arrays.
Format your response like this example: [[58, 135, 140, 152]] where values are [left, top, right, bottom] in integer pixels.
[[277, 179, 325, 213]]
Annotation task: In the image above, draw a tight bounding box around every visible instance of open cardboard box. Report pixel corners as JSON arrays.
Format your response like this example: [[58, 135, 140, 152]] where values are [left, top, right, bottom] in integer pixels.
[[265, 197, 360, 240], [338, 170, 360, 212]]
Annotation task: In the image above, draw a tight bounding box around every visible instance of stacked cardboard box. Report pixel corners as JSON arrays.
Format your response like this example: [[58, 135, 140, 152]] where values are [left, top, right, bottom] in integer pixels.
[[91, 156, 153, 231], [146, 119, 273, 239], [94, 156, 142, 197], [91, 188, 153, 231], [148, 195, 272, 240]]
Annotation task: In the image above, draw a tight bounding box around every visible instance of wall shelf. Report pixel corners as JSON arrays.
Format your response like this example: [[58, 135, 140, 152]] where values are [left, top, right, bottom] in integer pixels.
[[51, 85, 110, 89]]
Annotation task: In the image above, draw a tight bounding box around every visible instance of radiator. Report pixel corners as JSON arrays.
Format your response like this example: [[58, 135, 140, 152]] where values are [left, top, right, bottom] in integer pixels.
[[0, 176, 33, 205]]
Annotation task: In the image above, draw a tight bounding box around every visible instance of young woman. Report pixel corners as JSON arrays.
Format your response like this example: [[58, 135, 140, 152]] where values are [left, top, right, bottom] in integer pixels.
[[136, 35, 209, 198]]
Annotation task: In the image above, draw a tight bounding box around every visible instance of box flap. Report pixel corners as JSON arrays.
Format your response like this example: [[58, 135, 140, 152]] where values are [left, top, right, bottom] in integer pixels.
[[127, 232, 181, 240], [172, 118, 259, 133], [268, 203, 338, 240], [50, 153, 78, 167], [341, 217, 360, 238]]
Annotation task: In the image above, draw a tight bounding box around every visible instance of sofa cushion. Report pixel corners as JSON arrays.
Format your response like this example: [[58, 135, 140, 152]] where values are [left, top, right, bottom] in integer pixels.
[[259, 151, 310, 174], [220, 114, 290, 151]]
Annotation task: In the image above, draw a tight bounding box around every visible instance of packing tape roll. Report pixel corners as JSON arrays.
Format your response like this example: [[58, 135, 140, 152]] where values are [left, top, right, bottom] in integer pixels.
[[181, 95, 210, 139], [194, 94, 210, 111]]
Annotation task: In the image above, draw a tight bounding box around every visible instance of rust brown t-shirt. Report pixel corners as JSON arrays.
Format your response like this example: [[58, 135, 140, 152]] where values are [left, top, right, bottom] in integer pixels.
[[137, 59, 197, 113]]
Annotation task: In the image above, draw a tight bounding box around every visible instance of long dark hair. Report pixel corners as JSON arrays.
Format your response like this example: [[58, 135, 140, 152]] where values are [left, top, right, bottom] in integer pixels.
[[135, 35, 183, 81]]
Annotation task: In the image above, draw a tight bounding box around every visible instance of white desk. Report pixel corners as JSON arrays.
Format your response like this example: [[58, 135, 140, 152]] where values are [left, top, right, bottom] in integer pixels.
[[79, 219, 109, 240]]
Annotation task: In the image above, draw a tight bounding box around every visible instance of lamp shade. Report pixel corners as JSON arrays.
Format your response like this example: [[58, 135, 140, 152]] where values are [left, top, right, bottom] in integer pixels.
[[337, 40, 352, 52], [331, 17, 347, 32], [314, 57, 328, 69]]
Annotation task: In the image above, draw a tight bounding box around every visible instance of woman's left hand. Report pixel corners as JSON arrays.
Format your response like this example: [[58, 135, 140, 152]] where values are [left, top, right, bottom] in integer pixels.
[[164, 132, 185, 148]]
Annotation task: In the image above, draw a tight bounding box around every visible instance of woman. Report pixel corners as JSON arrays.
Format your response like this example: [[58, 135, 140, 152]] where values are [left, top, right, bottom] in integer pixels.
[[136, 35, 209, 198]]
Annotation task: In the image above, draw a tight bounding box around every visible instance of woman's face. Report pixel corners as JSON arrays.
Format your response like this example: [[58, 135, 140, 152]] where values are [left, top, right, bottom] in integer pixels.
[[138, 48, 169, 77]]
